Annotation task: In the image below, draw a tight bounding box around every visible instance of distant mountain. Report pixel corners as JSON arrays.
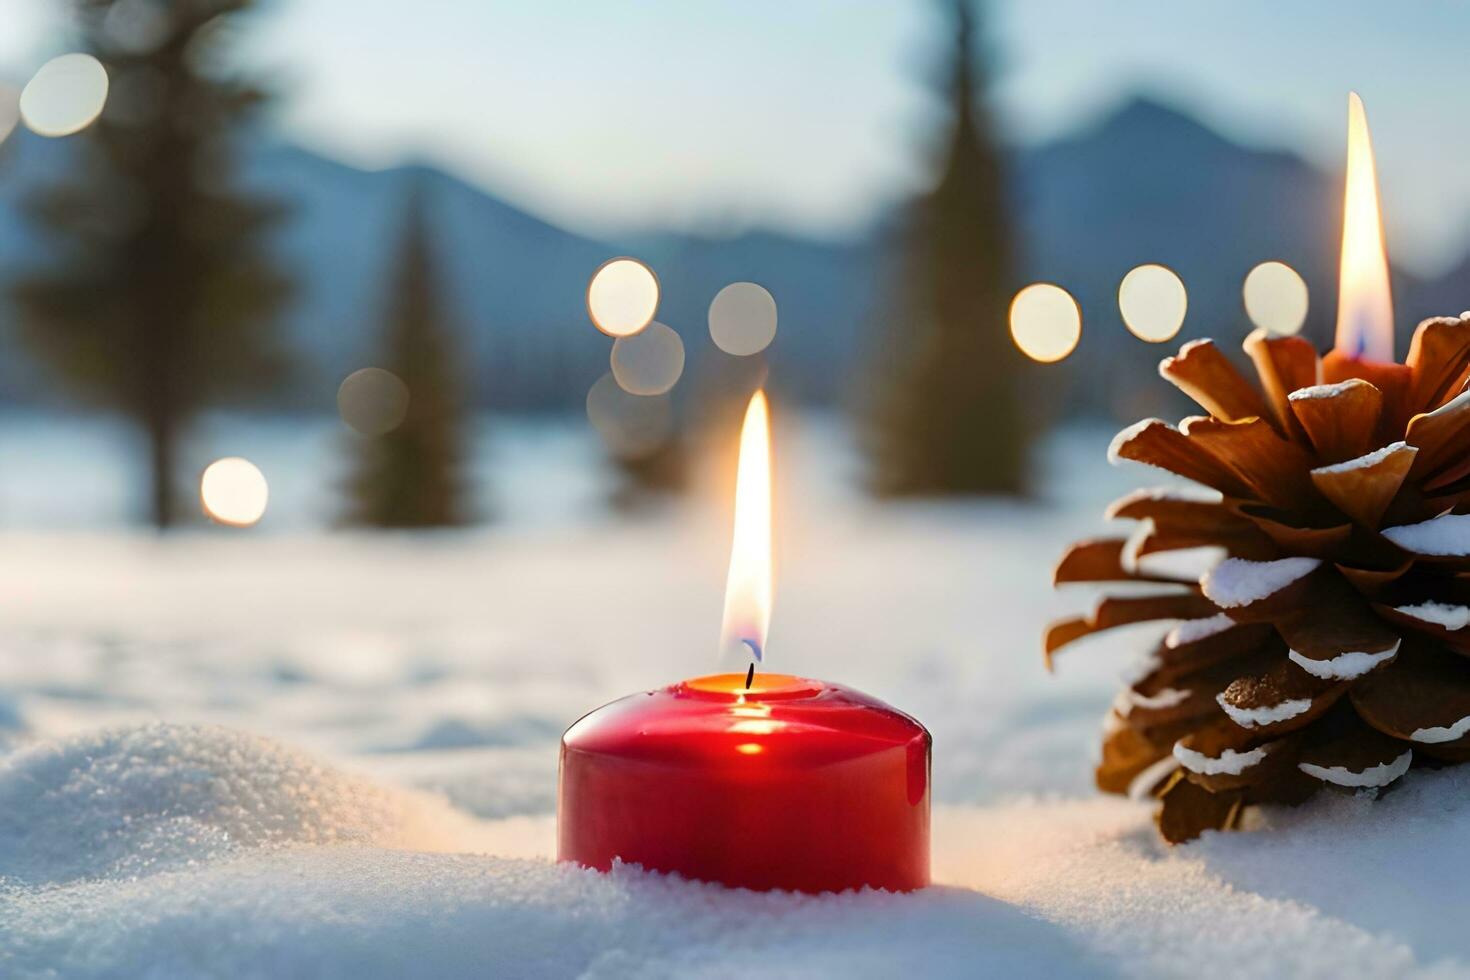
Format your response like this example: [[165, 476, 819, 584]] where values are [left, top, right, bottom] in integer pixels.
[[0, 95, 1465, 417], [0, 132, 878, 411], [1013, 97, 1339, 418]]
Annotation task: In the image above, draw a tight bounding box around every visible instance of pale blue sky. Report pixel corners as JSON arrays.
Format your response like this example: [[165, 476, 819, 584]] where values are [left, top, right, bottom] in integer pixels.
[[6, 1, 1470, 272]]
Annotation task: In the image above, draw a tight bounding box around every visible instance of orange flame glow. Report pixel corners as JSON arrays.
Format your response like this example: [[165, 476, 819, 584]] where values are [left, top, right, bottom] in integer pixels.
[[719, 390, 773, 663], [1334, 92, 1394, 362]]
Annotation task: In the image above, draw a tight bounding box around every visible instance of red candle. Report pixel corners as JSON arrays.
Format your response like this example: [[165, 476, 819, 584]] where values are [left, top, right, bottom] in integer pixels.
[[558, 390, 931, 892], [558, 672, 930, 893]]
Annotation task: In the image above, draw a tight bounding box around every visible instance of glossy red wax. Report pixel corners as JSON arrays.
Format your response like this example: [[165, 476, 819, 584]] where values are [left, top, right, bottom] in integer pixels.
[[558, 673, 930, 893]]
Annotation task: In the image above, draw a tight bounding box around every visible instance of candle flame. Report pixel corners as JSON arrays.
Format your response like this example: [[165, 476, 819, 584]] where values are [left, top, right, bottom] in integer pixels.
[[1335, 92, 1394, 362], [719, 390, 773, 663]]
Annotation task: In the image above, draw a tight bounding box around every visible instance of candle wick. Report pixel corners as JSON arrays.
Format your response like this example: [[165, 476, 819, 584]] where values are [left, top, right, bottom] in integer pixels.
[[745, 663, 755, 689]]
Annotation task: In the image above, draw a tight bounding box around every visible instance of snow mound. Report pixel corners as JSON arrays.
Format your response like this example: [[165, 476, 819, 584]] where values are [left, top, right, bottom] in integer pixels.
[[0, 848, 1104, 980], [8, 724, 1470, 977], [0, 723, 481, 885], [0, 727, 1103, 979]]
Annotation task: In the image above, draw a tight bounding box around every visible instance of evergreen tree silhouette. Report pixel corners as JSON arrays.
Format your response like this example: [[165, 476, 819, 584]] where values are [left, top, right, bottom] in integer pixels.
[[608, 436, 685, 511], [12, 0, 292, 528], [343, 181, 470, 527], [864, 0, 1029, 495]]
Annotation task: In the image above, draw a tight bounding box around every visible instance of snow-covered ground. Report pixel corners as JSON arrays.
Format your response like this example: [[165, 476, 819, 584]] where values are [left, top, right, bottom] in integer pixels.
[[2, 415, 1468, 978]]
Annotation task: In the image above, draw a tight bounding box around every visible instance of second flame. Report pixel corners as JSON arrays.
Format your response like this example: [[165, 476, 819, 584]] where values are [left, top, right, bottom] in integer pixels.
[[719, 390, 773, 664], [1335, 92, 1395, 362]]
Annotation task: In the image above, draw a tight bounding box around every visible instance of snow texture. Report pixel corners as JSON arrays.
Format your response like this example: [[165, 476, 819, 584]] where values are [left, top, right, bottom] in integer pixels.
[[1104, 486, 1221, 520], [1166, 613, 1236, 648], [1395, 602, 1470, 631], [1384, 514, 1470, 556], [1200, 557, 1321, 608], [1311, 441, 1409, 475], [1422, 388, 1470, 426], [1298, 751, 1412, 789], [1108, 417, 1165, 465], [4, 419, 1470, 978], [1173, 741, 1271, 776], [1288, 381, 1366, 402], [1119, 650, 1162, 686], [1120, 518, 1156, 572], [1156, 339, 1214, 379], [1126, 755, 1180, 800], [1288, 642, 1400, 680], [1115, 686, 1192, 718], [1123, 686, 1192, 712], [1217, 693, 1311, 729], [1177, 415, 1213, 436], [1410, 716, 1470, 745]]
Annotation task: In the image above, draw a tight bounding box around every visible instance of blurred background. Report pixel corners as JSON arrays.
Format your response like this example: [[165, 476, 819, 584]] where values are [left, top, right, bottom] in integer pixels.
[[4, 0, 1469, 531], [1, 0, 1469, 842]]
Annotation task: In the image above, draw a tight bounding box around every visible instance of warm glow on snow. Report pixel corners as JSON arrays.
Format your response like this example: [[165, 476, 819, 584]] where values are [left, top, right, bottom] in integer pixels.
[[587, 258, 660, 337], [200, 457, 269, 528], [1335, 92, 1394, 361], [719, 390, 773, 663]]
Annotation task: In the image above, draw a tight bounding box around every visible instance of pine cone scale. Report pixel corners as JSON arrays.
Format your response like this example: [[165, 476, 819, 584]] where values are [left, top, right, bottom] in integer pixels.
[[1050, 314, 1470, 841]]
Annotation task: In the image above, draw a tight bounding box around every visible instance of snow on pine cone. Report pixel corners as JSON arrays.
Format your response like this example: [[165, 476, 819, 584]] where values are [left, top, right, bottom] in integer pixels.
[[1048, 318, 1470, 842]]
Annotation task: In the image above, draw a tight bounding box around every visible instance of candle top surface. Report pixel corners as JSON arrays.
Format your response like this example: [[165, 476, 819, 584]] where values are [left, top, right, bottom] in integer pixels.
[[562, 675, 928, 770], [679, 672, 820, 699]]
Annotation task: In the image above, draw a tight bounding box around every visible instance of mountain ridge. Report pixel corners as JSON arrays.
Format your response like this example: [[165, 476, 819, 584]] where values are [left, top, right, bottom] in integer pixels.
[[0, 93, 1463, 417]]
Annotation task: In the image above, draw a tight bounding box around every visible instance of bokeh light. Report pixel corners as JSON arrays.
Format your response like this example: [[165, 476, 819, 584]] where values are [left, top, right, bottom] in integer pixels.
[[1118, 264, 1187, 342], [0, 86, 19, 146], [337, 367, 410, 436], [1009, 283, 1081, 363], [587, 257, 659, 337], [586, 373, 674, 459], [102, 0, 172, 55], [200, 457, 269, 528], [611, 321, 685, 395], [1243, 261, 1309, 336], [20, 54, 110, 138], [709, 282, 778, 355]]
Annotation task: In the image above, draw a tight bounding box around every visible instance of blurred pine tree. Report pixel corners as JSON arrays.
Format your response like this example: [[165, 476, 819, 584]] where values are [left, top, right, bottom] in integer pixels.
[[863, 0, 1030, 496], [343, 181, 471, 528], [11, 0, 293, 528], [609, 439, 686, 512]]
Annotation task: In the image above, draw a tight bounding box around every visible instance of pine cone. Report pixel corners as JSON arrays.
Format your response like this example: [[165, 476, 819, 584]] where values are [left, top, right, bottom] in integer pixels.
[[1049, 317, 1470, 842]]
